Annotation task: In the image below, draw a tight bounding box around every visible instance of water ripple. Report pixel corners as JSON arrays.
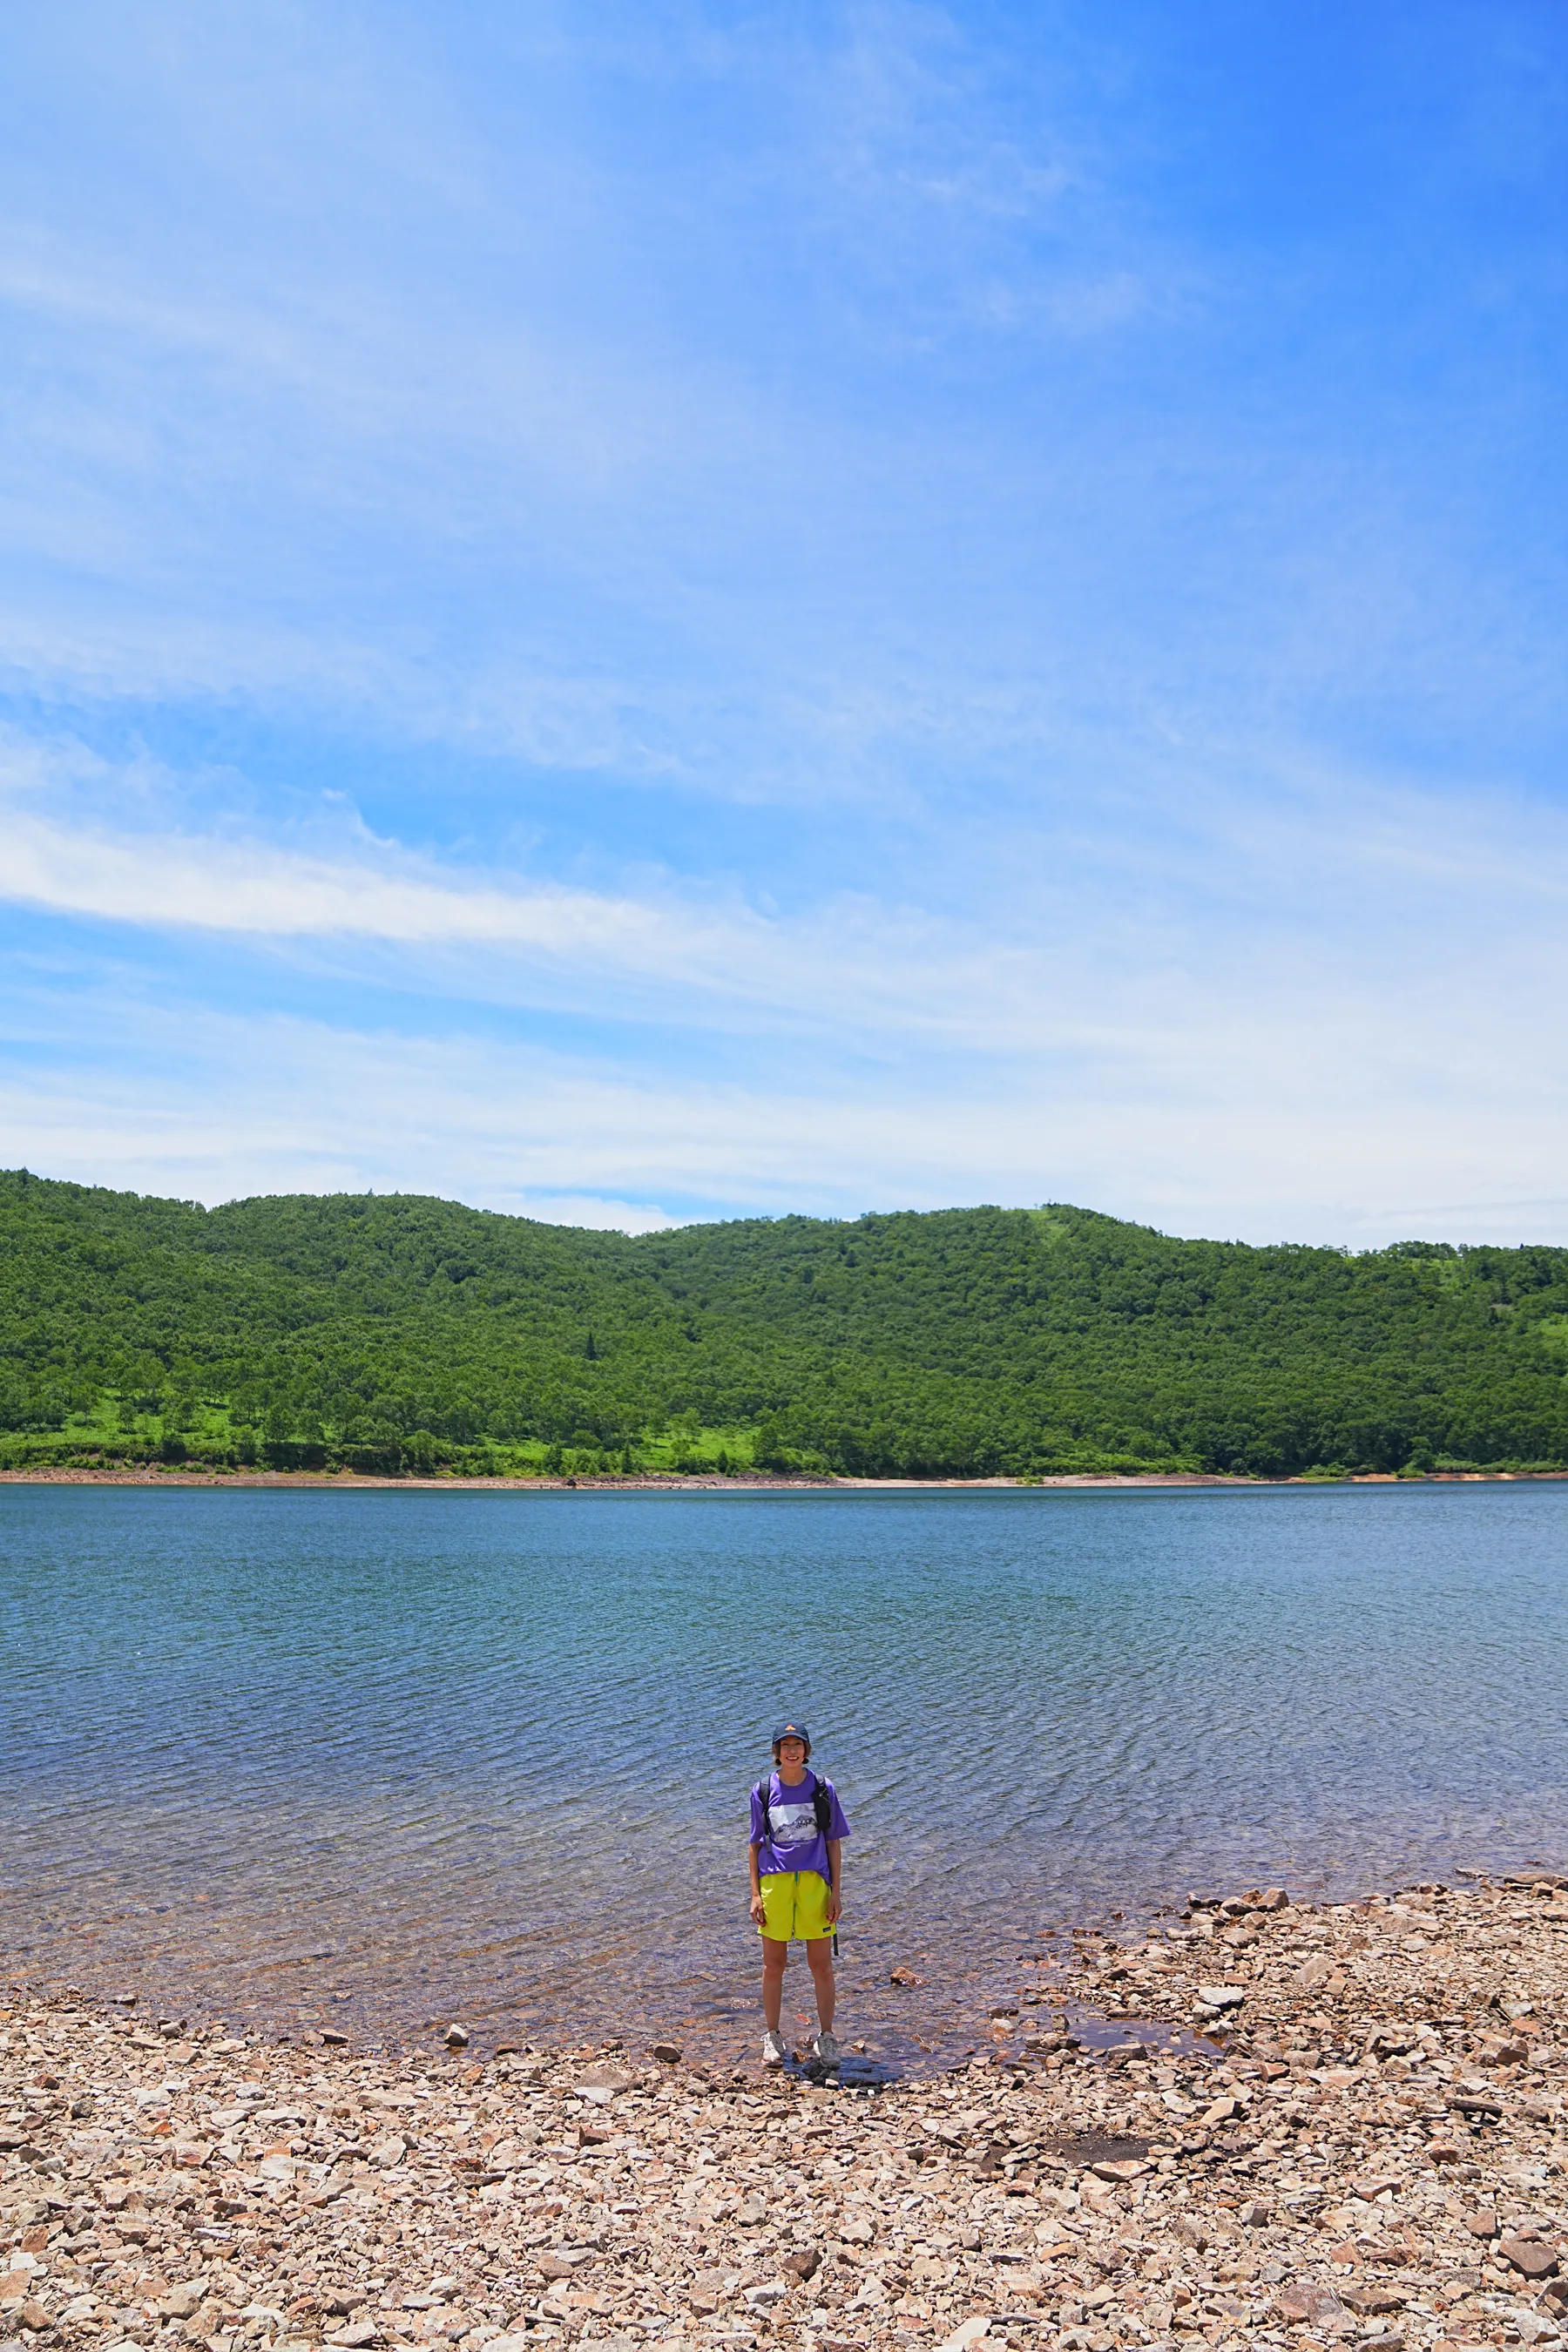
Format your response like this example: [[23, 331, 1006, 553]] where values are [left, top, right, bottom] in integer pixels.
[[2, 1484, 1565, 2065]]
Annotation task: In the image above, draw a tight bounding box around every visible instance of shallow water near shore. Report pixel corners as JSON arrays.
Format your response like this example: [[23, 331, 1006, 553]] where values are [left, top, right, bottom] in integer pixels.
[[2, 1482, 1565, 2072]]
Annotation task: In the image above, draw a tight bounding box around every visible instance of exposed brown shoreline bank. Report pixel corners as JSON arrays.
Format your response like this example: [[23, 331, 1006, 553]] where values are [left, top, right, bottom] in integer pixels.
[[3, 1870, 1568, 2352], [3, 1471, 1566, 1493]]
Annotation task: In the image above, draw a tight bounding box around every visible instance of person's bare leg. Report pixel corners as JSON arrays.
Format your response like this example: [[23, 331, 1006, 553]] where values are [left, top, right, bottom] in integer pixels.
[[761, 1937, 788, 2031], [806, 1938, 835, 2032]]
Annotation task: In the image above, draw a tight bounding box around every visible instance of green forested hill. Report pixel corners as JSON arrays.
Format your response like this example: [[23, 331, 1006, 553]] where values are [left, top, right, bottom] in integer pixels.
[[4, 1167, 1568, 1477]]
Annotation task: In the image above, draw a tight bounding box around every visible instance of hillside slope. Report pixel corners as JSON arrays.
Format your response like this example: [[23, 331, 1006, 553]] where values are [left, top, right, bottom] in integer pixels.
[[4, 1169, 1568, 1476]]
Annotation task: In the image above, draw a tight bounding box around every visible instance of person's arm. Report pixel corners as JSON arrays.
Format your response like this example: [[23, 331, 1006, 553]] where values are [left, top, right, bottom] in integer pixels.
[[748, 1784, 768, 1926], [824, 1835, 842, 1926]]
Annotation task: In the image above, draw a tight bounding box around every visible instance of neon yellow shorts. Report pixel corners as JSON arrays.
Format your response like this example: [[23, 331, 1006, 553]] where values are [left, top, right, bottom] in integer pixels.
[[758, 1869, 834, 1942]]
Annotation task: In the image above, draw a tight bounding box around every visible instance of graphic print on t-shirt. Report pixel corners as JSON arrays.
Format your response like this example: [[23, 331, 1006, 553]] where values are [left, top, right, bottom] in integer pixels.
[[766, 1797, 819, 1852]]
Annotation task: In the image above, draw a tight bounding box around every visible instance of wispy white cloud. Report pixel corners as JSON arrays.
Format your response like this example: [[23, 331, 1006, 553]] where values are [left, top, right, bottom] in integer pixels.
[[10, 723, 1568, 1119], [3, 3, 1567, 1247], [0, 766, 1037, 1047], [5, 977, 1568, 1248], [4, 1, 1550, 792]]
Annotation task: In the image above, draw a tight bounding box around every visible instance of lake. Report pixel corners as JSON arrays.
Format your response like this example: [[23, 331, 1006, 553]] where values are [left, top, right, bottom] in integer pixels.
[[1, 1481, 1564, 2072]]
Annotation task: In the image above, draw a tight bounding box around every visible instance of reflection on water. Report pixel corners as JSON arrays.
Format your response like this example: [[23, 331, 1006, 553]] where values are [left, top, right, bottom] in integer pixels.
[[1, 1483, 1565, 2070]]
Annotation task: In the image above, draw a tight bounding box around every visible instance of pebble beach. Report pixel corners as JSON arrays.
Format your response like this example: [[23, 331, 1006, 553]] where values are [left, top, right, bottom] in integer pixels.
[[3, 1872, 1567, 2352]]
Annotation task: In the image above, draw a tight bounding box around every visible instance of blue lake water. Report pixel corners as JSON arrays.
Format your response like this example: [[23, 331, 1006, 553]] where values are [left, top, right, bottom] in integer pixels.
[[1, 1482, 1565, 2072]]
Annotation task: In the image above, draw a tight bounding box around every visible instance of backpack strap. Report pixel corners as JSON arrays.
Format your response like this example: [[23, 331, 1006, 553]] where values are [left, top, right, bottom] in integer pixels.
[[813, 1774, 839, 1898]]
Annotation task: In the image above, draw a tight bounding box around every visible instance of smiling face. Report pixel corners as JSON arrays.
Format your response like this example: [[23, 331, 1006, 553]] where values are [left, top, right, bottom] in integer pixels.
[[775, 1734, 808, 1782]]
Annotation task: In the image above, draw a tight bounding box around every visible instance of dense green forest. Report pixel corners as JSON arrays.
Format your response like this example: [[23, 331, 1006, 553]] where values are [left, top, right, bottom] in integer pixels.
[[4, 1167, 1568, 1477]]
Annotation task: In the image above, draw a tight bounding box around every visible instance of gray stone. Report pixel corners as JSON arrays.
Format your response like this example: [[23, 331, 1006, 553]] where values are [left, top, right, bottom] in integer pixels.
[[575, 2062, 633, 2098]]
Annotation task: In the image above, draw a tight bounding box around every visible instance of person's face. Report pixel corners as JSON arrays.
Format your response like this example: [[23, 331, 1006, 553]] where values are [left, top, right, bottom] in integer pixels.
[[776, 1736, 808, 1778]]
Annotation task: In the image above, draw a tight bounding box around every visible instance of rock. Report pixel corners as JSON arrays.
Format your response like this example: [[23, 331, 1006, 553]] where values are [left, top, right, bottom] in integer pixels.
[[840, 2212, 875, 2244], [325, 2325, 379, 2349], [1277, 2285, 1346, 2327], [781, 2247, 821, 2280], [1463, 2207, 1498, 2237], [1500, 2237, 1560, 2279], [368, 2132, 406, 2166], [936, 2322, 990, 2352], [443, 2024, 470, 2048], [1341, 2287, 1407, 2315], [1294, 1954, 1335, 1990], [647, 2042, 683, 2063], [688, 2271, 728, 2314], [1260, 1886, 1289, 1909], [575, 2063, 633, 2099], [1196, 1984, 1247, 2011], [321, 2028, 350, 2046], [160, 2284, 205, 2318]]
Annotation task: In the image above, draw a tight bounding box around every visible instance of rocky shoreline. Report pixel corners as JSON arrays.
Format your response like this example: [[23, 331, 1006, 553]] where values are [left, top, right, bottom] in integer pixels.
[[3, 1873, 1567, 2352]]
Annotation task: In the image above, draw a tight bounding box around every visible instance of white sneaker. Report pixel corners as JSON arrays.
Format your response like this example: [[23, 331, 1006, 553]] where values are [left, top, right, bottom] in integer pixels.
[[812, 2029, 841, 2065], [761, 2027, 787, 2067]]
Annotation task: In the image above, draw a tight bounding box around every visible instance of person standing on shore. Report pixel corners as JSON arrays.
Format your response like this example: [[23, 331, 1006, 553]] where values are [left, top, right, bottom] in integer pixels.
[[748, 1720, 848, 2068]]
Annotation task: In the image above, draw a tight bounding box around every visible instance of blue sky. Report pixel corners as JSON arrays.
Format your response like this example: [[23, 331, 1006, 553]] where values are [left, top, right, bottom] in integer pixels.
[[3, 1, 1568, 1242]]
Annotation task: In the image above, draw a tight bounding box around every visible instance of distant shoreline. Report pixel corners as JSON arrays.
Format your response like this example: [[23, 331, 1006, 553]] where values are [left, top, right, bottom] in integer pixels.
[[3, 1465, 1567, 1490]]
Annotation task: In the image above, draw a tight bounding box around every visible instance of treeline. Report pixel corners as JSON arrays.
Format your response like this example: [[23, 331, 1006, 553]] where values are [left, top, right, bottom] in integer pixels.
[[4, 1168, 1568, 1477]]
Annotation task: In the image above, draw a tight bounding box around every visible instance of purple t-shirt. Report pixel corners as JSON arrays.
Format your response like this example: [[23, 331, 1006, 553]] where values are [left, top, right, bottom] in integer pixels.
[[749, 1769, 850, 1882]]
